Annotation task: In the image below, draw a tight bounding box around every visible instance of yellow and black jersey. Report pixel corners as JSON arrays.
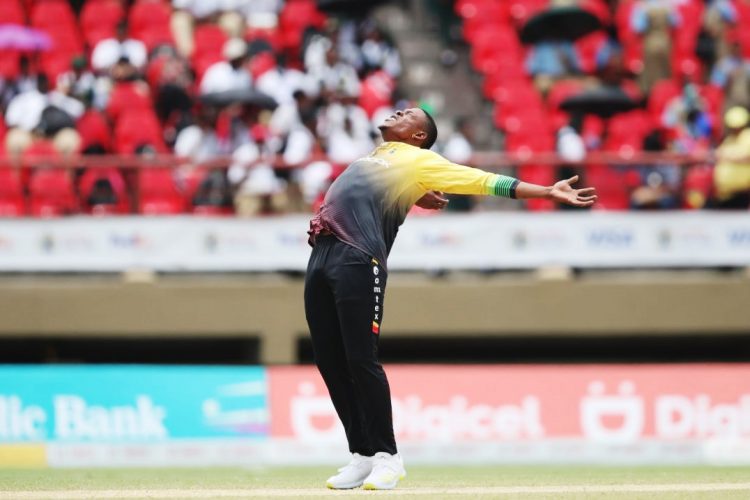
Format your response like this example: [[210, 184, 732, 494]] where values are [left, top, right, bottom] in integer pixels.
[[309, 141, 518, 267]]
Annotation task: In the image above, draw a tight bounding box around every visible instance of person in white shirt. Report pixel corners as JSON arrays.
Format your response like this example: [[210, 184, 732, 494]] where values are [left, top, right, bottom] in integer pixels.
[[91, 21, 148, 73], [442, 117, 473, 164], [199, 38, 252, 95], [5, 74, 84, 156], [309, 45, 361, 99], [228, 125, 288, 215]]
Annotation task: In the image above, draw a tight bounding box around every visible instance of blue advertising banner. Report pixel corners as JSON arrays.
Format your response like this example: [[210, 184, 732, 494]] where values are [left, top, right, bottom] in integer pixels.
[[0, 365, 268, 443]]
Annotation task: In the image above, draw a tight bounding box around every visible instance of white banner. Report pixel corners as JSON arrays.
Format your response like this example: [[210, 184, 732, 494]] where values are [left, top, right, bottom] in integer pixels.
[[0, 212, 749, 271]]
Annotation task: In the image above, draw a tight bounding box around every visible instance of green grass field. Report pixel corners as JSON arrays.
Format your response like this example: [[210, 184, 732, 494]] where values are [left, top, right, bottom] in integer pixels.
[[1, 466, 749, 499]]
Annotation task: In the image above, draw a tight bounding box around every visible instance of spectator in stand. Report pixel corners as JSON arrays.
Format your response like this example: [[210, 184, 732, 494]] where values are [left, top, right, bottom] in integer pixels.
[[713, 106, 750, 208], [150, 48, 194, 137], [326, 114, 374, 165], [710, 41, 750, 111], [442, 117, 473, 164], [359, 23, 401, 77], [269, 89, 315, 139], [5, 74, 84, 156], [58, 56, 108, 110], [228, 124, 287, 215], [661, 83, 713, 153], [308, 44, 361, 99], [174, 107, 222, 163], [630, 0, 681, 92], [92, 21, 148, 74], [199, 38, 252, 94], [630, 130, 681, 209], [526, 41, 581, 93], [255, 54, 317, 107], [703, 0, 737, 62], [0, 56, 37, 108], [441, 117, 476, 211]]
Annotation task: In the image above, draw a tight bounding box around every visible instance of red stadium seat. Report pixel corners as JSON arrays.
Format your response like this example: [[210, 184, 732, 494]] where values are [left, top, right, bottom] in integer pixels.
[[138, 168, 185, 215], [77, 109, 113, 153], [580, 0, 611, 24], [574, 31, 608, 74], [278, 0, 326, 54], [28, 169, 78, 217], [605, 110, 653, 153], [586, 164, 630, 211], [0, 50, 20, 79], [106, 81, 153, 123], [128, 0, 173, 51], [461, 4, 511, 43], [0, 169, 25, 217], [507, 0, 548, 28], [682, 165, 713, 209], [31, 0, 77, 31], [80, 0, 126, 47], [245, 27, 284, 52], [546, 79, 586, 130], [114, 109, 165, 154], [190, 25, 229, 80], [79, 167, 130, 215], [0, 0, 24, 25], [648, 79, 681, 121]]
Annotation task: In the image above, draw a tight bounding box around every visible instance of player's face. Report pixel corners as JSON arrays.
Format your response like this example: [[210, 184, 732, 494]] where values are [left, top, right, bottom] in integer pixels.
[[378, 108, 428, 145]]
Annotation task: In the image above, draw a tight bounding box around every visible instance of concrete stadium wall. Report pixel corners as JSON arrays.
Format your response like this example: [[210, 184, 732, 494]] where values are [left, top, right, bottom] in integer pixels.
[[1, 272, 749, 363]]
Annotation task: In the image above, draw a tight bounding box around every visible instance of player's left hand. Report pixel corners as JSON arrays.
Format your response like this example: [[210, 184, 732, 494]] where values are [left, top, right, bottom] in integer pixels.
[[549, 176, 597, 207], [416, 191, 449, 210]]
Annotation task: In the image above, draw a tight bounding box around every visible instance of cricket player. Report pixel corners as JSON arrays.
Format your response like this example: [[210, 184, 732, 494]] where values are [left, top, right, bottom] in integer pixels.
[[305, 108, 596, 490]]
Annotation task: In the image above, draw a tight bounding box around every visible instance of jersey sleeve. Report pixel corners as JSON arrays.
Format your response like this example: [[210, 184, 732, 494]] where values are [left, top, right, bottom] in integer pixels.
[[414, 149, 519, 198]]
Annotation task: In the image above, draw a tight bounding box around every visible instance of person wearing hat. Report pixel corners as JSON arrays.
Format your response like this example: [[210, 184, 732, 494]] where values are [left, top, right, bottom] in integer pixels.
[[199, 38, 251, 95], [714, 106, 750, 208]]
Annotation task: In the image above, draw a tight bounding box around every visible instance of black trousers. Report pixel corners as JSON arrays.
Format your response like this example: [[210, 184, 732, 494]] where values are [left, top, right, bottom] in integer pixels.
[[304, 235, 397, 456]]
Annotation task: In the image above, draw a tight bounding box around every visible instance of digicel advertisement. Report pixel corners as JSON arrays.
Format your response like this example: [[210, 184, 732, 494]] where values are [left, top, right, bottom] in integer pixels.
[[268, 364, 750, 463]]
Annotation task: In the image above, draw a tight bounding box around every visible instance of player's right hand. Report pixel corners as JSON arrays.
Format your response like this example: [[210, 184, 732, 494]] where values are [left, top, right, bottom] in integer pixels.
[[415, 191, 449, 210]]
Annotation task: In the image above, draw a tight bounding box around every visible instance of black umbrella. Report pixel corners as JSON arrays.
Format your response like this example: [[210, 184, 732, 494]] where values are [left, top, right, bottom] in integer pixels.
[[520, 6, 603, 45], [199, 88, 278, 110], [560, 86, 638, 118], [317, 0, 387, 15], [38, 105, 75, 136]]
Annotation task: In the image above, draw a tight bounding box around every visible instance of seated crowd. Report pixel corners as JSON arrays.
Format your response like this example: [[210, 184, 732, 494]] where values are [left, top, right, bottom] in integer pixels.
[[460, 0, 750, 210], [0, 0, 402, 216], [1, 0, 749, 216]]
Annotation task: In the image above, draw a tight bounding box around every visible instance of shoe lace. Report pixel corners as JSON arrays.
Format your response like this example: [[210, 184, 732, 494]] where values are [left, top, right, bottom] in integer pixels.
[[338, 454, 368, 472], [372, 454, 400, 474]]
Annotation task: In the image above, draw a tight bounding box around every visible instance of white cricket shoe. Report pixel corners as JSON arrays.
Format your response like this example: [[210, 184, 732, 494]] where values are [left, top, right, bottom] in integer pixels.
[[325, 453, 374, 489], [362, 452, 406, 490]]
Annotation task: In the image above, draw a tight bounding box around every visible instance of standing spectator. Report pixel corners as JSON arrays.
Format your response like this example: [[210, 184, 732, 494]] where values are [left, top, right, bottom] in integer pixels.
[[710, 41, 750, 111], [360, 24, 401, 77], [308, 45, 361, 99], [630, 130, 681, 209], [442, 117, 474, 163], [526, 41, 581, 92], [5, 74, 83, 156], [326, 115, 374, 165], [713, 106, 750, 208], [91, 21, 148, 74], [630, 0, 681, 92], [441, 117, 477, 211], [661, 83, 713, 153], [199, 38, 252, 94], [228, 125, 287, 216]]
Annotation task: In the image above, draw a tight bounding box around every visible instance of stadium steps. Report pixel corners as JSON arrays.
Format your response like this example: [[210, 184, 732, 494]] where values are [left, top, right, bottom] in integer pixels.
[[373, 2, 498, 148]]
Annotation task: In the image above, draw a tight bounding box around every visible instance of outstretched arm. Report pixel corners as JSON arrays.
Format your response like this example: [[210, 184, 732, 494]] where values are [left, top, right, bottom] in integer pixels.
[[414, 150, 596, 209], [516, 175, 597, 208]]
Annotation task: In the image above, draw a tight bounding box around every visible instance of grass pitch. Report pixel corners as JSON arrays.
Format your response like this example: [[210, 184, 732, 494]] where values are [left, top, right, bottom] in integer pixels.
[[0, 466, 749, 499]]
